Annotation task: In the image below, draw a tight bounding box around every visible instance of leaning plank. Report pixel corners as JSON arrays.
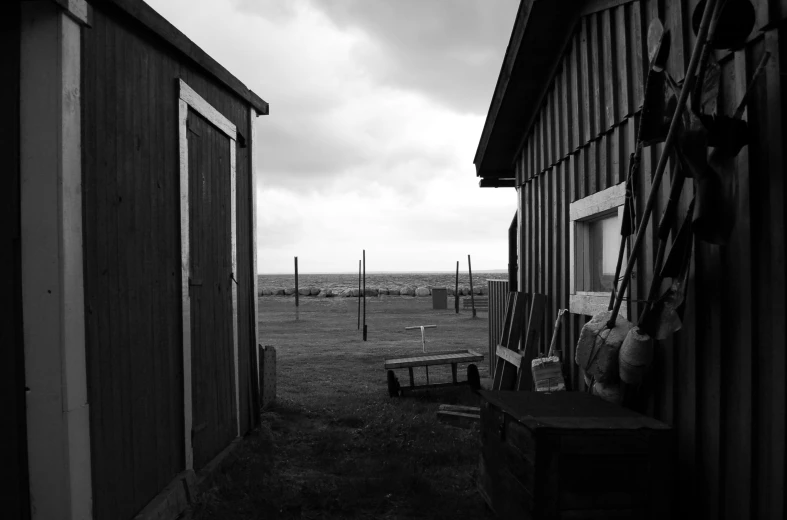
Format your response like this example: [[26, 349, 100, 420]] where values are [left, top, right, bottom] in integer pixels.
[[517, 293, 547, 391], [493, 292, 529, 389], [437, 410, 481, 429], [496, 345, 523, 367], [401, 382, 470, 392], [439, 404, 481, 414]]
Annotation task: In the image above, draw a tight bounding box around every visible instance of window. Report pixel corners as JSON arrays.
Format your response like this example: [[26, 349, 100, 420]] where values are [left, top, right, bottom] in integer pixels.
[[569, 183, 628, 317]]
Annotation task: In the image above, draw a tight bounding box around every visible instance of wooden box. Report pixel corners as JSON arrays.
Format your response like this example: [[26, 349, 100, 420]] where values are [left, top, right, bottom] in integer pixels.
[[477, 391, 672, 519]]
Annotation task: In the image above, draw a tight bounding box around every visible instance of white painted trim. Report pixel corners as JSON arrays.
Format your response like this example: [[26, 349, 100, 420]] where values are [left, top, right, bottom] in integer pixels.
[[569, 182, 626, 221], [178, 79, 237, 140], [20, 3, 92, 518], [249, 108, 260, 395], [65, 0, 89, 24], [178, 98, 193, 471], [230, 143, 240, 437], [569, 183, 628, 317], [178, 80, 241, 468], [517, 187, 524, 293], [569, 220, 575, 295]]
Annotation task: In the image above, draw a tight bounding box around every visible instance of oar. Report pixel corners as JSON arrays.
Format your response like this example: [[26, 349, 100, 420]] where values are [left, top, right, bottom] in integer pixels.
[[578, 0, 720, 392], [607, 19, 670, 310], [607, 0, 720, 328], [637, 162, 688, 334]]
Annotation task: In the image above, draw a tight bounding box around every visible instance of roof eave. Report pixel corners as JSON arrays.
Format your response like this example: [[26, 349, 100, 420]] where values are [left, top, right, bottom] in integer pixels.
[[474, 0, 582, 179], [92, 0, 270, 116]]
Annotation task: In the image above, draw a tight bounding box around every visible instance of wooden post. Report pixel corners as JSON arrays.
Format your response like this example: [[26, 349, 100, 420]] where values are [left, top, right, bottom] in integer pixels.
[[357, 260, 361, 330], [455, 261, 459, 314], [363, 249, 367, 341], [468, 254, 476, 318], [294, 256, 299, 320]]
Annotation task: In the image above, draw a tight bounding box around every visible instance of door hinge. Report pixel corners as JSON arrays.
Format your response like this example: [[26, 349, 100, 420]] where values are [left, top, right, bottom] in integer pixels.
[[189, 277, 203, 287]]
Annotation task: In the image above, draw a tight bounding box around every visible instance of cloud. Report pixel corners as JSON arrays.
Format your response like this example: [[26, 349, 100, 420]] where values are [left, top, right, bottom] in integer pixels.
[[234, 0, 519, 115], [145, 0, 519, 273]]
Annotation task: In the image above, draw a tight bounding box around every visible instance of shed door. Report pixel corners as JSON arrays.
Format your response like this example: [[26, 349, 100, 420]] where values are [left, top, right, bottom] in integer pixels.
[[187, 110, 236, 469]]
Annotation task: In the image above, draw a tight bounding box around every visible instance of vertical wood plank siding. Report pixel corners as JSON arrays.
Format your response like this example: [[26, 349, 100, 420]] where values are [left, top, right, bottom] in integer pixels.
[[82, 5, 257, 519], [487, 280, 510, 367], [187, 111, 236, 469], [514, 1, 786, 517], [0, 5, 31, 518]]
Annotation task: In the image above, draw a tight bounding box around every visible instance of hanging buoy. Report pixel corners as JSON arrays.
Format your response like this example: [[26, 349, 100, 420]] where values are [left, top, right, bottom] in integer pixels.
[[619, 327, 655, 385]]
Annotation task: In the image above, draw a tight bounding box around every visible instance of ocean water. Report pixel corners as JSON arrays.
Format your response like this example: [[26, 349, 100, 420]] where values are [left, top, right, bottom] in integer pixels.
[[258, 271, 507, 293]]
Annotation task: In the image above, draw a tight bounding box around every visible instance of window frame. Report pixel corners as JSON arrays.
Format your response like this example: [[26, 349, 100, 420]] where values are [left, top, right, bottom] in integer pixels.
[[569, 182, 629, 317]]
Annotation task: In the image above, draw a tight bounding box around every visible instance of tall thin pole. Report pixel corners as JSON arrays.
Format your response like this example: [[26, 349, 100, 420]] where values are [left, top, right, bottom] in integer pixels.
[[294, 256, 299, 308], [455, 261, 459, 314], [294, 256, 299, 321], [468, 254, 476, 319], [363, 250, 367, 341], [357, 260, 361, 330]]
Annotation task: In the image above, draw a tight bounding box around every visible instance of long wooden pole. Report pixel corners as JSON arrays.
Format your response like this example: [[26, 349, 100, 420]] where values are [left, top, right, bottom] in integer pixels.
[[363, 249, 367, 341], [455, 261, 459, 314], [608, 0, 718, 328], [357, 260, 361, 330], [468, 255, 476, 319], [294, 256, 299, 307]]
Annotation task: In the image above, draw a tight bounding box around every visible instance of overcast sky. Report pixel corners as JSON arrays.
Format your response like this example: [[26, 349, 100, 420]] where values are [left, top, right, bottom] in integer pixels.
[[147, 0, 520, 273]]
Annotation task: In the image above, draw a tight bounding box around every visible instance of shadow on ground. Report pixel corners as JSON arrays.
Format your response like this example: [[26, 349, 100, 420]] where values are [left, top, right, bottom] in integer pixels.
[[188, 296, 495, 519]]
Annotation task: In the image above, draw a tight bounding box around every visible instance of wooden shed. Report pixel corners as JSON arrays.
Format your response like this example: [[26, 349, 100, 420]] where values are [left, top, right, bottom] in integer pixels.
[[3, 1, 268, 518], [475, 0, 785, 517]]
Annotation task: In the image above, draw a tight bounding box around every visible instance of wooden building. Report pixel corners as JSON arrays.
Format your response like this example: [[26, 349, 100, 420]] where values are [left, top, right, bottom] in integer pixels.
[[4, 1, 268, 518], [475, 0, 785, 517]]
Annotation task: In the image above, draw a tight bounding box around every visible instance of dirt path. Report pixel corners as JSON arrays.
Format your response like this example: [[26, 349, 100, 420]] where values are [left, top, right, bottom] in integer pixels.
[[188, 296, 495, 519]]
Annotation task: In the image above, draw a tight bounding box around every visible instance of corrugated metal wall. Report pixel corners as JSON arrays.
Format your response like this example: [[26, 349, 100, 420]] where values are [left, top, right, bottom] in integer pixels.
[[82, 4, 258, 519], [487, 280, 510, 368], [513, 1, 786, 517]]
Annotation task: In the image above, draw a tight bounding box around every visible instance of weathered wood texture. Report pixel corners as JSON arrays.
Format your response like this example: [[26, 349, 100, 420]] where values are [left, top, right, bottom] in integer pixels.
[[513, 1, 786, 518], [478, 391, 671, 519], [487, 280, 510, 366], [81, 4, 258, 519], [187, 110, 236, 469], [0, 4, 31, 519]]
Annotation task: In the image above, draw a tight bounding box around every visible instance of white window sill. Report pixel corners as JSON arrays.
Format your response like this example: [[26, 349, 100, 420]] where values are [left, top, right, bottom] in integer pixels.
[[569, 293, 627, 318]]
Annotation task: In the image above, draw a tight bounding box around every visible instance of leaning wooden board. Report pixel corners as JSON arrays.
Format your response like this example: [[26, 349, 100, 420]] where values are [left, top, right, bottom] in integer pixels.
[[477, 390, 672, 519]]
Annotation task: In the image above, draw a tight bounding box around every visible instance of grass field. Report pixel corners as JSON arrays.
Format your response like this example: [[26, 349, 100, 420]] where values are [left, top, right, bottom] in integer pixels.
[[189, 295, 494, 519]]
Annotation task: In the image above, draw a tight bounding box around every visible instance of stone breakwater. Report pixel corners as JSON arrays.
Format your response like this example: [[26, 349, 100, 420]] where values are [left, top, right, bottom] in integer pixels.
[[257, 286, 488, 298]]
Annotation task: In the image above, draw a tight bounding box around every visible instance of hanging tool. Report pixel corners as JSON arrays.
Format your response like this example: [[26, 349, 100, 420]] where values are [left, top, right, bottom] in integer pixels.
[[607, 18, 670, 311], [577, 0, 719, 396]]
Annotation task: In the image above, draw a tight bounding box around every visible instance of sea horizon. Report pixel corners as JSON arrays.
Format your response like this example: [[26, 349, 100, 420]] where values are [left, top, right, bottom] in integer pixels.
[[258, 268, 508, 275]]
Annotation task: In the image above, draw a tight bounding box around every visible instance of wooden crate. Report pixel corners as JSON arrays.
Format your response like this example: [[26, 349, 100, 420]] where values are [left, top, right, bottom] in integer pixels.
[[477, 391, 672, 519]]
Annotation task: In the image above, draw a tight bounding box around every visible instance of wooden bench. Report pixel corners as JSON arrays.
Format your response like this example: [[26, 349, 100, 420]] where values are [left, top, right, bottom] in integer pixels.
[[462, 296, 489, 310], [384, 349, 484, 395]]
